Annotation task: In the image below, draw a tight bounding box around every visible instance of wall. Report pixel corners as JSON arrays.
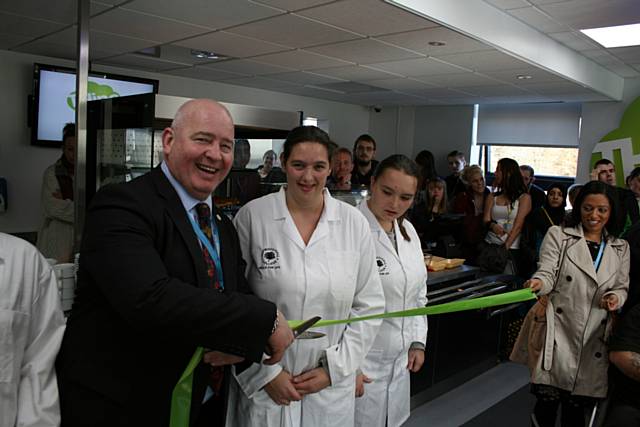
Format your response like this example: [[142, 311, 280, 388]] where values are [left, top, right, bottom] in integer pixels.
[[577, 77, 640, 183], [0, 49, 373, 234], [412, 105, 475, 177]]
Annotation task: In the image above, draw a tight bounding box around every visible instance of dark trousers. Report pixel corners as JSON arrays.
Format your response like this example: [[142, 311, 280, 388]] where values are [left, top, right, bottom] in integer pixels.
[[59, 381, 131, 427], [603, 401, 640, 427]]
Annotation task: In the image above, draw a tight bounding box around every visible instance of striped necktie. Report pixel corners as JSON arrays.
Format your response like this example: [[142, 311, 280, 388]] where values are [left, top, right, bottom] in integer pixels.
[[195, 203, 222, 291]]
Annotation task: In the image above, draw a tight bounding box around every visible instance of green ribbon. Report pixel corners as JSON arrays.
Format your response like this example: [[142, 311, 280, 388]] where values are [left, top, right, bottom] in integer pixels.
[[169, 288, 535, 427]]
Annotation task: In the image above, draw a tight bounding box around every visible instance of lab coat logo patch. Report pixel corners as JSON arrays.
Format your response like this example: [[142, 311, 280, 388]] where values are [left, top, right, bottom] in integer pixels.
[[376, 257, 389, 275], [260, 248, 280, 269]]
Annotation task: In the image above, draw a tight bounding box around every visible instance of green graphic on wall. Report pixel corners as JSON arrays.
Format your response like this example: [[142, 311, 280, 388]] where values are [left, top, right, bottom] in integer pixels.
[[591, 96, 640, 186], [66, 81, 121, 110]]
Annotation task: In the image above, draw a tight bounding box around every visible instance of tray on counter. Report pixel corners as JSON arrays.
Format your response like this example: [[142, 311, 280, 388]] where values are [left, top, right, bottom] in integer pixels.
[[425, 256, 465, 271]]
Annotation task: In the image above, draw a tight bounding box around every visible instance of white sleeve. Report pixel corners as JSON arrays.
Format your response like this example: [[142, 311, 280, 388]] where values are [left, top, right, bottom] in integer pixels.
[[412, 244, 428, 346], [17, 256, 66, 427], [325, 219, 385, 384]]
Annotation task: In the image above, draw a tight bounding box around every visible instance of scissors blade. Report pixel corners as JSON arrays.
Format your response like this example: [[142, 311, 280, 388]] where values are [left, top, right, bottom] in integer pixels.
[[296, 330, 326, 340], [292, 316, 321, 338]]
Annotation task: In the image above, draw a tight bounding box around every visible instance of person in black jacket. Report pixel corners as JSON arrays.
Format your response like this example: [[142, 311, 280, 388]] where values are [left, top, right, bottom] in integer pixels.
[[56, 99, 294, 427]]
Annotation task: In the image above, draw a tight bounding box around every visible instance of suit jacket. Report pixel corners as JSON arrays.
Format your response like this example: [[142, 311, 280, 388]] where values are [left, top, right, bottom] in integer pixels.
[[56, 167, 276, 426]]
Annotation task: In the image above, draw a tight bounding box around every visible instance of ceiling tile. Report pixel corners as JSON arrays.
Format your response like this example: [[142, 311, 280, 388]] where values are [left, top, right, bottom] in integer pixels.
[[265, 71, 345, 85], [480, 95, 554, 104], [174, 30, 290, 58], [314, 81, 389, 93], [581, 49, 623, 66], [90, 8, 210, 43], [122, 0, 282, 29], [95, 53, 194, 71], [519, 81, 593, 95], [459, 84, 529, 96], [366, 57, 468, 77], [298, 0, 438, 37], [483, 0, 530, 9], [164, 65, 250, 81], [341, 90, 426, 105], [608, 46, 640, 63], [505, 6, 568, 33], [378, 26, 491, 56], [0, 0, 110, 25], [0, 33, 33, 49], [363, 77, 435, 91], [483, 67, 567, 83], [42, 27, 158, 58], [417, 72, 502, 88], [548, 31, 599, 52], [13, 40, 78, 60], [201, 59, 295, 76], [250, 0, 336, 13], [275, 85, 353, 102], [412, 87, 476, 98], [251, 50, 352, 70], [537, 0, 640, 29], [603, 63, 640, 78], [155, 44, 220, 65], [227, 14, 359, 49], [0, 11, 67, 38], [436, 50, 530, 72], [312, 65, 402, 81], [308, 38, 422, 64], [223, 76, 303, 90]]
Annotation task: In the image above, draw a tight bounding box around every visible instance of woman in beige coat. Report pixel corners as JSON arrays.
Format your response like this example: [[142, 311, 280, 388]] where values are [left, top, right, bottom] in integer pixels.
[[525, 180, 630, 427]]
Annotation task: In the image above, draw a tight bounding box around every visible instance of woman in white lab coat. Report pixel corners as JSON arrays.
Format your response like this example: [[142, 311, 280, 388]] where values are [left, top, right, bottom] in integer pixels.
[[227, 126, 385, 427], [355, 154, 428, 427]]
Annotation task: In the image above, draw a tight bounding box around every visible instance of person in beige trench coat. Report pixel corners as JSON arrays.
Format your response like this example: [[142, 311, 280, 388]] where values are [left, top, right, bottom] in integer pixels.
[[523, 181, 630, 427]]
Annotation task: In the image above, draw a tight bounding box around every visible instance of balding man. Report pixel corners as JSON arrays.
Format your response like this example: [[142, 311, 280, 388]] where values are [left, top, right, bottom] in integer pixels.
[[56, 99, 294, 427]]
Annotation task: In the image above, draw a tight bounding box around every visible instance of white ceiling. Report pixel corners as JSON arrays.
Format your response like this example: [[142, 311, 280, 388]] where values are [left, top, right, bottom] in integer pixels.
[[1, 0, 639, 106]]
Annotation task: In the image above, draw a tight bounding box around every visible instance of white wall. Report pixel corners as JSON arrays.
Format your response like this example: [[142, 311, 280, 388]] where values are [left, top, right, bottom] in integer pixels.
[[0, 49, 371, 233], [577, 77, 640, 183], [412, 105, 475, 177]]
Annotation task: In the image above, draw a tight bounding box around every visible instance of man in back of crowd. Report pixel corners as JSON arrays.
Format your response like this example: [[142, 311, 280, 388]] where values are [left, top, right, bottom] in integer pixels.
[[627, 166, 640, 212], [56, 99, 294, 427], [327, 147, 354, 191], [351, 134, 378, 187], [219, 138, 261, 203], [520, 164, 546, 210], [444, 150, 467, 200], [591, 158, 639, 236]]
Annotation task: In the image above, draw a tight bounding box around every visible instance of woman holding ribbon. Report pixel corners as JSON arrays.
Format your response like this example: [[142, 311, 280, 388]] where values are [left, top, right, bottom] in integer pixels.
[[525, 180, 630, 427], [227, 126, 385, 427], [354, 155, 428, 427]]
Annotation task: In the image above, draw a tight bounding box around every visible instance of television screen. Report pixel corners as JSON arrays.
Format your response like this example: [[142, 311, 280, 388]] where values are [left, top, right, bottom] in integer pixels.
[[31, 63, 158, 147]]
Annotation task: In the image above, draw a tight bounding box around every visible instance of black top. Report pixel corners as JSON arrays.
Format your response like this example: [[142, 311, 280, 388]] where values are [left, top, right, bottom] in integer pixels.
[[351, 159, 379, 188], [608, 303, 640, 409], [529, 184, 546, 211], [444, 174, 466, 200]]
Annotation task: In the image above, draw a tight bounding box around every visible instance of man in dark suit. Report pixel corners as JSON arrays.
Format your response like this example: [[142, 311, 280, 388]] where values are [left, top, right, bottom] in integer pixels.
[[56, 99, 294, 427], [520, 164, 546, 210]]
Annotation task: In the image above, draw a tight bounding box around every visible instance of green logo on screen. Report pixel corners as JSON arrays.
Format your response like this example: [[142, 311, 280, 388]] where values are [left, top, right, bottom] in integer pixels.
[[66, 81, 121, 111]]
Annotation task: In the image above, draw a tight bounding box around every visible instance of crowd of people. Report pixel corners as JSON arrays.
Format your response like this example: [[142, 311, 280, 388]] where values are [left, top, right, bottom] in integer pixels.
[[6, 97, 640, 427]]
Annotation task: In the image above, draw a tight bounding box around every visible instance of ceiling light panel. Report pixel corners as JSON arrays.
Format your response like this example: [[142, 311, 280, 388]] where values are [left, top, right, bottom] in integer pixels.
[[581, 23, 640, 48]]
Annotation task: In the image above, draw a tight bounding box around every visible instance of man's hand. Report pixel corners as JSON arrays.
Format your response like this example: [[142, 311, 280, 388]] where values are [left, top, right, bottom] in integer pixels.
[[292, 368, 331, 396], [264, 370, 302, 406], [407, 349, 425, 372], [355, 373, 372, 397], [264, 310, 294, 365], [203, 351, 244, 367], [590, 168, 599, 182], [600, 294, 620, 311]]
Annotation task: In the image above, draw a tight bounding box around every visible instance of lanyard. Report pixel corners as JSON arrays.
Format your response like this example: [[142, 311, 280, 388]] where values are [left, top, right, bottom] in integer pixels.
[[593, 240, 605, 272], [188, 213, 225, 290], [541, 207, 555, 226]]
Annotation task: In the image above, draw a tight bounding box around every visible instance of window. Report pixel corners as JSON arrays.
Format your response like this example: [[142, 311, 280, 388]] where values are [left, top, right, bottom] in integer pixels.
[[487, 145, 578, 177]]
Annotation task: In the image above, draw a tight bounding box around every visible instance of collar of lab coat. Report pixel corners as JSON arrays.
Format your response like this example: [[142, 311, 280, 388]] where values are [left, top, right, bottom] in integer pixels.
[[272, 186, 341, 249], [358, 198, 401, 262]]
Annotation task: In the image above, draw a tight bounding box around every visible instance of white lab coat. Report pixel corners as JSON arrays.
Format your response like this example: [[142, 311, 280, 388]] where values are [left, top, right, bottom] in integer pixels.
[[355, 201, 428, 427], [227, 187, 385, 427], [0, 233, 66, 427]]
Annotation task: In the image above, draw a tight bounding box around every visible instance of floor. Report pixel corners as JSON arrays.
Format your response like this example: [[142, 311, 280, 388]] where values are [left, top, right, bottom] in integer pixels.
[[406, 362, 533, 427]]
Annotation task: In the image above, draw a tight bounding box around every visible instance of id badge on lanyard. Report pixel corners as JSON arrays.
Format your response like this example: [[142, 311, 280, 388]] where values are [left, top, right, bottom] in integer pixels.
[[593, 240, 605, 272]]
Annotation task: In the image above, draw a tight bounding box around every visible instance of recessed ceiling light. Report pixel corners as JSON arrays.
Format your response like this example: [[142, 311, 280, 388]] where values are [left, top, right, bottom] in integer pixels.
[[191, 49, 219, 59], [516, 74, 532, 80], [580, 23, 640, 48], [428, 41, 446, 46]]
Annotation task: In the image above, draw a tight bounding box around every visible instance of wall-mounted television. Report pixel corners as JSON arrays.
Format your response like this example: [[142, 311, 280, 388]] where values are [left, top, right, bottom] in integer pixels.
[[30, 63, 159, 147]]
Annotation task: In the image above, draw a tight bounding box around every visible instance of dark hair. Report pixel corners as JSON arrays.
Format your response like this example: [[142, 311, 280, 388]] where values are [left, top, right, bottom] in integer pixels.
[[628, 166, 640, 181], [545, 183, 567, 209], [414, 150, 437, 185], [495, 158, 527, 205], [372, 154, 420, 242], [62, 123, 75, 145], [282, 126, 331, 163], [353, 134, 376, 151], [520, 164, 535, 177], [566, 180, 618, 237], [447, 150, 465, 160], [594, 158, 614, 168]]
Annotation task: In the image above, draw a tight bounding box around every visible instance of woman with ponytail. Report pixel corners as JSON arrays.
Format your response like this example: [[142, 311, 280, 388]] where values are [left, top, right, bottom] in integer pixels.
[[355, 154, 428, 427]]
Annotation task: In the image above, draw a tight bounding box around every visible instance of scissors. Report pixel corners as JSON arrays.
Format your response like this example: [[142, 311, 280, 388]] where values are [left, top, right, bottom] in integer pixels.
[[292, 316, 325, 340]]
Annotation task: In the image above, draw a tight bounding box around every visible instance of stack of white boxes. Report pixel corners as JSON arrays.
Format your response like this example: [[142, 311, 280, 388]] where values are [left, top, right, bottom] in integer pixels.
[[53, 263, 76, 312]]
